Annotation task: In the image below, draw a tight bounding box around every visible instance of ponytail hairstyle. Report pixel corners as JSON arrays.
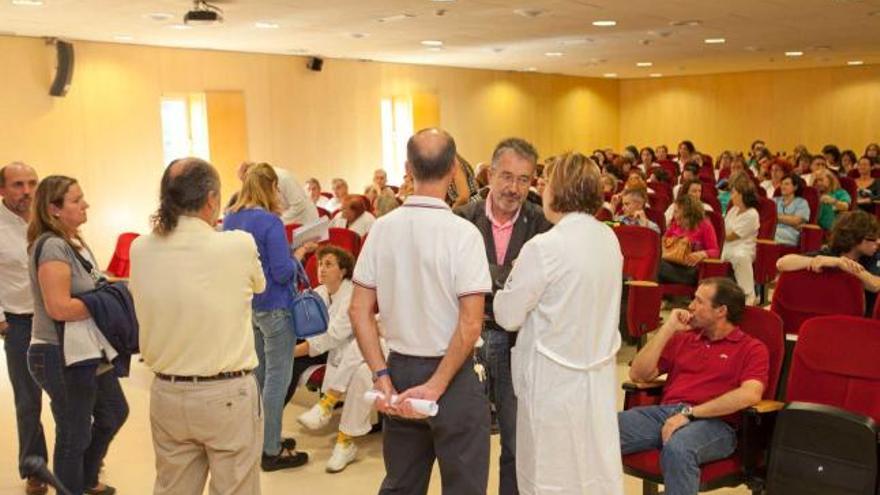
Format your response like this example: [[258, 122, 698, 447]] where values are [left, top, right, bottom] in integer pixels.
[[152, 158, 220, 236]]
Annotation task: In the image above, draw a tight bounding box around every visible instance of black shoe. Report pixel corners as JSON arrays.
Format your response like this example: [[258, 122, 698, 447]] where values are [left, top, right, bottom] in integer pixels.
[[84, 484, 116, 495], [261, 451, 308, 471]]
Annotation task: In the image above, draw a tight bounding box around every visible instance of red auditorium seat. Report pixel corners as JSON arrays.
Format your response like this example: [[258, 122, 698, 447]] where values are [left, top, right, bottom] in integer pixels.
[[105, 232, 140, 278], [838, 176, 858, 211], [614, 225, 662, 343], [622, 307, 784, 495], [284, 223, 302, 244], [327, 227, 362, 258], [753, 197, 780, 303], [645, 208, 666, 234], [765, 316, 880, 495], [770, 269, 864, 337], [304, 255, 320, 289], [317, 207, 330, 218]]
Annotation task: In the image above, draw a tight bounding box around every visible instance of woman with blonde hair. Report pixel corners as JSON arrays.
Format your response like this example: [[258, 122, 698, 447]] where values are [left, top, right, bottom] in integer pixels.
[[813, 167, 851, 231], [495, 152, 624, 495], [27, 175, 127, 495], [224, 162, 312, 471]]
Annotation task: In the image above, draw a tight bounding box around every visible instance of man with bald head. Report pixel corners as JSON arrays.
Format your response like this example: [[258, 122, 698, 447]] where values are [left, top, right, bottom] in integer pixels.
[[131, 158, 267, 495], [0, 162, 49, 495], [351, 129, 492, 494]]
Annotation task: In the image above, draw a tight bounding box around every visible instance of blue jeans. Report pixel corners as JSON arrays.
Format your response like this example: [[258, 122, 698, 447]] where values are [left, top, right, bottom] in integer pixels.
[[3, 314, 48, 478], [27, 344, 129, 495], [477, 328, 518, 495], [253, 308, 296, 456], [618, 404, 737, 495]]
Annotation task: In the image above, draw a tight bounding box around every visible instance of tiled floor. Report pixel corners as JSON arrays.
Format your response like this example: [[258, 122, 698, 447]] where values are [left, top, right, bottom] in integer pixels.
[[0, 343, 750, 495]]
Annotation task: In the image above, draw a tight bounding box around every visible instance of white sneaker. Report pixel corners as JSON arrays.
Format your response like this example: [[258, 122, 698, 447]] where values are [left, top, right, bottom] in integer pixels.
[[326, 442, 357, 473], [298, 404, 331, 430]]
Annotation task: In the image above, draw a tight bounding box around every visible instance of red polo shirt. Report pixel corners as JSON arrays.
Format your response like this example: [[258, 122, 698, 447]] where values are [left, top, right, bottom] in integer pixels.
[[658, 327, 769, 407]]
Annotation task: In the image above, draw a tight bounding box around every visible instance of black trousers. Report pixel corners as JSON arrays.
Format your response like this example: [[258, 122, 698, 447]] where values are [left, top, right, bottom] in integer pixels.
[[379, 352, 490, 495]]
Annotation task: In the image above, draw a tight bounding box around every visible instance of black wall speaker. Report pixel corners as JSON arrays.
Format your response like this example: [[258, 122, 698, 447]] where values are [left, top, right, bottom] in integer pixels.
[[49, 40, 74, 97], [307, 57, 324, 72]]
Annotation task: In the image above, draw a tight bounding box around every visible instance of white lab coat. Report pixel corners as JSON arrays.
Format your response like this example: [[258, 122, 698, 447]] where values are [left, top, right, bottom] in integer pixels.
[[306, 279, 384, 436], [273, 166, 319, 225], [721, 206, 760, 301], [494, 213, 624, 495]]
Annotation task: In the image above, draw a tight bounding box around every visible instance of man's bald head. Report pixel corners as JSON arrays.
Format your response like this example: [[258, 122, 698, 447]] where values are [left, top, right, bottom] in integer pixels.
[[0, 161, 39, 216], [406, 128, 457, 182]]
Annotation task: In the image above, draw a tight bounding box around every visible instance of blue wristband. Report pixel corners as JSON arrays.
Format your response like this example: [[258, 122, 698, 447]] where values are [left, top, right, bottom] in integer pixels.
[[373, 368, 390, 381]]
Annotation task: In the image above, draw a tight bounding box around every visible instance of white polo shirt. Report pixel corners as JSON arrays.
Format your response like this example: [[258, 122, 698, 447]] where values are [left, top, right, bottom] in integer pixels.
[[353, 195, 491, 357], [0, 202, 33, 321]]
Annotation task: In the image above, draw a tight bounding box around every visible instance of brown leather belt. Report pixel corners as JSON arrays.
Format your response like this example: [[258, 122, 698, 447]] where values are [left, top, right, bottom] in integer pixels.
[[155, 369, 252, 383]]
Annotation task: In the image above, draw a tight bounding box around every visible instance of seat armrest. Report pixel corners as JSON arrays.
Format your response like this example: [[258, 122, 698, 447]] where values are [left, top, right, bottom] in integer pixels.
[[748, 400, 785, 414], [625, 280, 659, 288], [622, 379, 666, 410], [756, 239, 777, 246], [701, 258, 726, 264], [622, 379, 666, 391], [739, 400, 784, 477]]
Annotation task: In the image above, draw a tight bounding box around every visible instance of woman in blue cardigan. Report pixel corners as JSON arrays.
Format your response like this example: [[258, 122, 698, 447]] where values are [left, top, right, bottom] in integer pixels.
[[224, 163, 314, 471]]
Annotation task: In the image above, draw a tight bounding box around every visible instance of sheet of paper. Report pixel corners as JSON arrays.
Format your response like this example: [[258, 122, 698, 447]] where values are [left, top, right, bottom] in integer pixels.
[[290, 217, 330, 249]]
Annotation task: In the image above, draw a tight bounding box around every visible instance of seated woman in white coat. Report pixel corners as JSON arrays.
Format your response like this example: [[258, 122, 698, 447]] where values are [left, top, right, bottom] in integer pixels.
[[494, 152, 625, 495], [294, 246, 380, 473], [720, 176, 761, 305]]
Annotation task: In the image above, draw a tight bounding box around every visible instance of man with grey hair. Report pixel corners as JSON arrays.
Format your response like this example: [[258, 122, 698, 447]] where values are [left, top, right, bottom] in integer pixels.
[[130, 158, 266, 495], [352, 128, 492, 494], [326, 177, 348, 213], [455, 138, 552, 495], [0, 161, 49, 495]]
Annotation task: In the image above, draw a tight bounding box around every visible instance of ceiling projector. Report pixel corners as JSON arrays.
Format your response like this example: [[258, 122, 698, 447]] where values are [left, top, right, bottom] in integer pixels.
[[184, 0, 223, 25]]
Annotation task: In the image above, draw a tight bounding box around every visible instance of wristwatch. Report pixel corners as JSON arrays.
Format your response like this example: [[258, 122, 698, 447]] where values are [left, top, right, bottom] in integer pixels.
[[678, 404, 697, 421], [372, 368, 390, 381]]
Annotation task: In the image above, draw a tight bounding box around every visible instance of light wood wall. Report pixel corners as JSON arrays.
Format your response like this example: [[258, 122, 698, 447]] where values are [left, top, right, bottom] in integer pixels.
[[0, 35, 618, 261], [619, 65, 880, 158]]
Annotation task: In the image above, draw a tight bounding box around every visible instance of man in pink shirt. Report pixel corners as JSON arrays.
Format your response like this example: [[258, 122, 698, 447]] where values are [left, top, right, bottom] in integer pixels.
[[455, 138, 551, 495]]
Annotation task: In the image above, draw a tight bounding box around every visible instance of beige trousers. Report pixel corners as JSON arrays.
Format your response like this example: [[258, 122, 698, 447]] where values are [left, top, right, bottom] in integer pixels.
[[150, 374, 262, 495]]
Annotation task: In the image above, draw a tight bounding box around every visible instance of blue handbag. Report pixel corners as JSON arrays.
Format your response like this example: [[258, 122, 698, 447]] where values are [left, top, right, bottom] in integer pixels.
[[290, 260, 329, 339]]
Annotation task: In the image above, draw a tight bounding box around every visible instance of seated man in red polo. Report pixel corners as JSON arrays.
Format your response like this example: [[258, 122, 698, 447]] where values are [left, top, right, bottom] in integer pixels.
[[617, 277, 769, 495]]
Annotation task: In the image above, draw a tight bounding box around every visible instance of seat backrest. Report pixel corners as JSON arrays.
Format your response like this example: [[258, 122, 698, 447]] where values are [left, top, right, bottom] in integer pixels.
[[613, 225, 660, 281], [327, 227, 362, 258], [786, 316, 880, 423], [757, 197, 778, 239], [316, 207, 330, 219], [595, 207, 613, 222], [705, 210, 725, 252], [873, 296, 880, 320], [645, 207, 666, 234], [800, 186, 819, 223], [770, 269, 865, 335], [740, 307, 785, 399], [284, 223, 301, 244], [701, 188, 722, 214], [105, 232, 140, 277], [838, 176, 858, 211], [304, 254, 320, 289]]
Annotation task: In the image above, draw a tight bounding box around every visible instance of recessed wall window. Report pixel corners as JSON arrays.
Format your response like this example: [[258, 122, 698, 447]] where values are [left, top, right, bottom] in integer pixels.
[[380, 96, 413, 182], [160, 93, 210, 166]]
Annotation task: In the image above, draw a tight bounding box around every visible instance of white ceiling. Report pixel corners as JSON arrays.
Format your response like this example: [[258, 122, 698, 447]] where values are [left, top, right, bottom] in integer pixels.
[[1, 0, 879, 78]]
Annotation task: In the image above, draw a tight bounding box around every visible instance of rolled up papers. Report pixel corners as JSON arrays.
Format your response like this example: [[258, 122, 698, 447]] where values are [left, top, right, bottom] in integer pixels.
[[364, 390, 439, 417]]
